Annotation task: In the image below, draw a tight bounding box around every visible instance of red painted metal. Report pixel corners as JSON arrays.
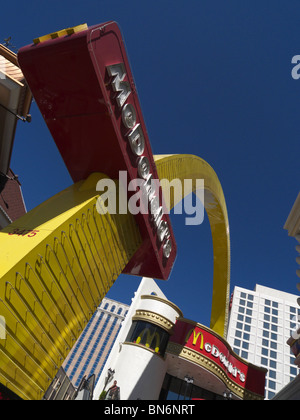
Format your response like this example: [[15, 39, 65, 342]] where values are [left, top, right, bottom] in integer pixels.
[[18, 22, 177, 280]]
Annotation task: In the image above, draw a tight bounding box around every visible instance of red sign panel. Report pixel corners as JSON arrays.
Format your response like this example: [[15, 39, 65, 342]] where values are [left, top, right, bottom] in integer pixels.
[[170, 319, 266, 398], [18, 22, 177, 280]]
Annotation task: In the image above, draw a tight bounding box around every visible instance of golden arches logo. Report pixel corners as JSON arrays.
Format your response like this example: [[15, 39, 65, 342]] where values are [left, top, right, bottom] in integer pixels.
[[185, 328, 204, 350], [154, 154, 230, 338], [0, 154, 229, 400], [136, 328, 160, 353], [10, 21, 231, 400]]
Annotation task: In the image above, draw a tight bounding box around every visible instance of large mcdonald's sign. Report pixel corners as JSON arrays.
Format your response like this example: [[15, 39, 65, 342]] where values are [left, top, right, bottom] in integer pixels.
[[0, 20, 232, 400], [18, 22, 176, 282], [169, 319, 267, 399]]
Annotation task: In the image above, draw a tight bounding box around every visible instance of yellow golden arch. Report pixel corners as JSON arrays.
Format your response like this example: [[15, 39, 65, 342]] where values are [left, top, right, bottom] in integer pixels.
[[136, 328, 160, 353], [155, 155, 230, 337], [0, 154, 230, 400]]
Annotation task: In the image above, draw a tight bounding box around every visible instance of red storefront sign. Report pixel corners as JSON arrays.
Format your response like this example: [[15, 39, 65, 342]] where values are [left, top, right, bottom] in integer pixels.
[[18, 22, 177, 280], [170, 319, 266, 398]]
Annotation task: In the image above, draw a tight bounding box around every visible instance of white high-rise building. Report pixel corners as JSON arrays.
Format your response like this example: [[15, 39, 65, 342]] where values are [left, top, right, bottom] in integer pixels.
[[227, 284, 300, 400]]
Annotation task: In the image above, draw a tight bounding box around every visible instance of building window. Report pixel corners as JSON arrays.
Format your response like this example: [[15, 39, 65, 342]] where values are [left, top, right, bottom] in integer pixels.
[[261, 357, 268, 366], [126, 321, 170, 357], [268, 380, 276, 390], [234, 339, 241, 347], [290, 366, 298, 376], [271, 325, 278, 333], [242, 342, 249, 350], [271, 333, 277, 341]]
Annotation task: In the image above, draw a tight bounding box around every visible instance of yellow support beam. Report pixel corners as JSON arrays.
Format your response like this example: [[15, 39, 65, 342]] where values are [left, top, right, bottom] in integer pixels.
[[0, 154, 229, 399], [154, 154, 230, 338], [0, 173, 141, 400]]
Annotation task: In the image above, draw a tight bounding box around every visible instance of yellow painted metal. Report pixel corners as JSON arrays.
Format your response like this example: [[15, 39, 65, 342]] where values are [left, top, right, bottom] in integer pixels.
[[33, 24, 88, 45], [0, 154, 229, 399], [154, 154, 230, 338], [0, 173, 141, 400]]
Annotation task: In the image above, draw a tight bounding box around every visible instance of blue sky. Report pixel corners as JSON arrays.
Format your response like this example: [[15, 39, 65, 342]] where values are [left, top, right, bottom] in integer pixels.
[[2, 0, 299, 328]]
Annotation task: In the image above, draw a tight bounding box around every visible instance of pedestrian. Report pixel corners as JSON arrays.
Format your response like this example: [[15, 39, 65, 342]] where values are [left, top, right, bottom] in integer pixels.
[[106, 380, 120, 400]]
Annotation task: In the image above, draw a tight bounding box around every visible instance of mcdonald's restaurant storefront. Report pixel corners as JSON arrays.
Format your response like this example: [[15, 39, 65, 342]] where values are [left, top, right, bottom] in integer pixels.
[[163, 319, 266, 400], [94, 278, 266, 401]]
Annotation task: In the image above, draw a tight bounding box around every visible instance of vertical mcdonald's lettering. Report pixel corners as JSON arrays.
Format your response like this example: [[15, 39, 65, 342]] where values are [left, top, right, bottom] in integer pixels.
[[106, 63, 131, 108], [106, 63, 172, 260], [18, 21, 177, 281]]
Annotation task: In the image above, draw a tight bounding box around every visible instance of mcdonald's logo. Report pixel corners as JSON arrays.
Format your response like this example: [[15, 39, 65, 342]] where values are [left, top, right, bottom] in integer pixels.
[[185, 328, 204, 350], [136, 328, 160, 353]]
